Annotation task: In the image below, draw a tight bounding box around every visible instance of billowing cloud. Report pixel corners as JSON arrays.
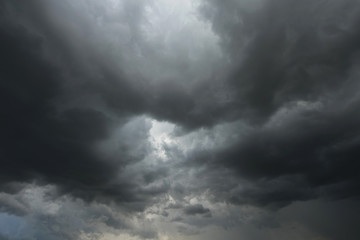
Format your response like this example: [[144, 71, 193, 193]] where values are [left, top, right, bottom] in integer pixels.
[[1, 0, 360, 239]]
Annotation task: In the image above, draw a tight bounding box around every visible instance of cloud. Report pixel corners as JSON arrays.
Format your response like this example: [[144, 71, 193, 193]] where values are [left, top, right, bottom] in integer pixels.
[[278, 199, 360, 240], [171, 0, 360, 209], [1, 0, 360, 239], [0, 193, 29, 216], [183, 204, 211, 217], [197, 0, 360, 124], [0, 0, 165, 212], [190, 91, 360, 208]]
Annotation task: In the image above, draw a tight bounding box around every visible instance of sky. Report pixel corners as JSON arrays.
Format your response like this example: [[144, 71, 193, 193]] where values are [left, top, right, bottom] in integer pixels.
[[0, 0, 360, 239]]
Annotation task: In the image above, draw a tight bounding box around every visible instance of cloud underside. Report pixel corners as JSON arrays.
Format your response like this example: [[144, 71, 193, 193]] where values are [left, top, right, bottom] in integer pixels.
[[1, 0, 360, 239]]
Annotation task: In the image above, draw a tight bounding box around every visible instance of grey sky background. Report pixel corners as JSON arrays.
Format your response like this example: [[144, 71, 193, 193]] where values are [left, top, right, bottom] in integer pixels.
[[0, 0, 360, 239]]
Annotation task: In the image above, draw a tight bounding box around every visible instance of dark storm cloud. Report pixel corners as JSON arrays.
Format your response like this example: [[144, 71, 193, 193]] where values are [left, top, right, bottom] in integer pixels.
[[0, 0, 161, 211], [0, 0, 217, 212], [190, 94, 360, 208], [86, 0, 360, 132], [2, 0, 360, 239], [183, 204, 211, 217], [177, 0, 360, 209], [277, 199, 360, 240], [196, 0, 360, 124]]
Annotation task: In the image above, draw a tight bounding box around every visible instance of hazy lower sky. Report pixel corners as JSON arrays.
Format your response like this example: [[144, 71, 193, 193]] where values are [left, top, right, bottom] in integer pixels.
[[1, 0, 360, 239]]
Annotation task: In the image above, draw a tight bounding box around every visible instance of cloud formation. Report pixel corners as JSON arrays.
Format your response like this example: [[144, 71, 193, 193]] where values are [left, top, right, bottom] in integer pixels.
[[1, 0, 360, 239]]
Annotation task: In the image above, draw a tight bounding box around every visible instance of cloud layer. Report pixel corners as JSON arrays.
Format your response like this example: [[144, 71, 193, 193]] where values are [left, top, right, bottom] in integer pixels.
[[1, 0, 360, 239]]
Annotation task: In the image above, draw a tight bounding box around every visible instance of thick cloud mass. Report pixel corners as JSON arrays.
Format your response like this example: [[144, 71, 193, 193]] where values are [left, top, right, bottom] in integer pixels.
[[191, 0, 360, 208], [0, 16, 123, 201], [1, 0, 360, 239]]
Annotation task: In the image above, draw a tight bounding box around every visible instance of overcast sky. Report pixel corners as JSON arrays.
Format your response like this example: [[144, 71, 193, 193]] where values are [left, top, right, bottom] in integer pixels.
[[1, 0, 360, 239]]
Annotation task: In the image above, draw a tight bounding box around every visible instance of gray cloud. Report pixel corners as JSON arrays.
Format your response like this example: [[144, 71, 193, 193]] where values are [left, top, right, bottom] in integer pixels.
[[183, 204, 211, 217], [0, 193, 29, 216], [0, 0, 165, 213], [170, 0, 360, 209], [1, 0, 360, 239]]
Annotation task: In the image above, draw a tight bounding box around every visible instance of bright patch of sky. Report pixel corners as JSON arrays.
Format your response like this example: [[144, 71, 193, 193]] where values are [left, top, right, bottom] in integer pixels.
[[0, 213, 26, 238]]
